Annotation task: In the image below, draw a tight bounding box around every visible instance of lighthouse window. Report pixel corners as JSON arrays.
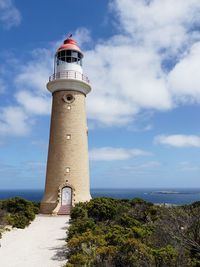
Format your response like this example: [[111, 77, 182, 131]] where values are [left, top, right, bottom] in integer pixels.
[[66, 50, 71, 56], [67, 95, 72, 101], [56, 50, 82, 65], [66, 167, 70, 173], [66, 134, 71, 140], [72, 51, 78, 57], [63, 94, 75, 103], [71, 57, 77, 63], [61, 50, 65, 57], [66, 57, 72, 63]]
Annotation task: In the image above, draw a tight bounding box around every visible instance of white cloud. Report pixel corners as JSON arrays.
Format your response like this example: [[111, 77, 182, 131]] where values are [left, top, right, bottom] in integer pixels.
[[154, 134, 200, 148], [16, 91, 51, 115], [82, 0, 200, 125], [0, 0, 21, 29], [73, 27, 92, 47], [89, 147, 151, 161], [110, 0, 200, 52], [0, 106, 30, 136], [85, 43, 172, 125], [2, 0, 200, 134], [0, 49, 53, 138], [168, 42, 200, 103], [15, 48, 52, 94]]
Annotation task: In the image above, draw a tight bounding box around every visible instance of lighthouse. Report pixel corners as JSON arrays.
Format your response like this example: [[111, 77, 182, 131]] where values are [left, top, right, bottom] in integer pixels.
[[40, 36, 91, 215]]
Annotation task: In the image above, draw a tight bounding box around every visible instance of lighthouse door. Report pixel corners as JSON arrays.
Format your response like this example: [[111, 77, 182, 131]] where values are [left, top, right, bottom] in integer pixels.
[[58, 187, 72, 215], [62, 187, 72, 206]]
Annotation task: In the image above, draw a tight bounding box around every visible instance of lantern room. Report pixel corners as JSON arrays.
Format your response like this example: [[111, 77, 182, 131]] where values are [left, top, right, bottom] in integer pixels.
[[54, 37, 83, 75]]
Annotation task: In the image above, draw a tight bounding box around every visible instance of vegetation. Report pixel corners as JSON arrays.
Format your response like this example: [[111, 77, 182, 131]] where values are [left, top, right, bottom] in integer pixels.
[[66, 198, 200, 267], [0, 197, 39, 232]]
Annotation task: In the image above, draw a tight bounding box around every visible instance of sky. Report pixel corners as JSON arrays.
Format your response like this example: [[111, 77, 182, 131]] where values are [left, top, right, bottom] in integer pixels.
[[1, 0, 200, 189]]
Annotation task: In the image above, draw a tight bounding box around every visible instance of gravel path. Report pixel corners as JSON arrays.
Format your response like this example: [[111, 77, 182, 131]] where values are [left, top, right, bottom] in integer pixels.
[[0, 215, 69, 267]]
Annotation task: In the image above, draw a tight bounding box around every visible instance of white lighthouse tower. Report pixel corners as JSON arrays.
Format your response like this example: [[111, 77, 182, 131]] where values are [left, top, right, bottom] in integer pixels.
[[40, 36, 91, 215]]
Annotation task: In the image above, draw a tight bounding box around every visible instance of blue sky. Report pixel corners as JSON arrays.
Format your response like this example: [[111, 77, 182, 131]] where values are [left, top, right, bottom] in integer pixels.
[[1, 0, 200, 189]]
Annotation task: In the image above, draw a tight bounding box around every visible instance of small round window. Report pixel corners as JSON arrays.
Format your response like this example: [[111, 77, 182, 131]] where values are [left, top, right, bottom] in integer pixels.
[[62, 94, 75, 103]]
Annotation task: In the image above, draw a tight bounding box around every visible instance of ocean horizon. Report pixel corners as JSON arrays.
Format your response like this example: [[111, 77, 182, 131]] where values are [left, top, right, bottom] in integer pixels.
[[1, 188, 200, 204]]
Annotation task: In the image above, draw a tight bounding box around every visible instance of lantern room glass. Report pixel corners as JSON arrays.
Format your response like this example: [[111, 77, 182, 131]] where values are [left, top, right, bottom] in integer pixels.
[[55, 50, 83, 67]]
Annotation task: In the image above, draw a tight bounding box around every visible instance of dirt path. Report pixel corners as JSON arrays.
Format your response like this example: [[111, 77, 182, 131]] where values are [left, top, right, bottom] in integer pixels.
[[0, 215, 69, 267]]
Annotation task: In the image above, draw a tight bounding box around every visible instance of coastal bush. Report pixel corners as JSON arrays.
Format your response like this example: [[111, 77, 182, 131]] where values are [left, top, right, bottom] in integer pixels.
[[0, 197, 39, 229], [152, 245, 178, 267], [70, 202, 88, 220], [6, 213, 30, 228], [66, 197, 200, 266], [87, 198, 118, 221], [0, 209, 7, 226], [67, 218, 96, 240], [118, 214, 140, 227], [114, 238, 154, 267]]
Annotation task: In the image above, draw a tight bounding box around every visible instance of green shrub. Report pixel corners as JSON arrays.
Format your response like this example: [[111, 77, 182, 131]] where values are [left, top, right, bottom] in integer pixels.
[[114, 238, 154, 267], [132, 226, 151, 239], [130, 198, 150, 206], [1, 197, 39, 229], [119, 215, 140, 227], [152, 245, 178, 267], [105, 225, 130, 246], [87, 198, 117, 221], [6, 213, 30, 228], [67, 253, 92, 266], [2, 197, 39, 214], [70, 203, 88, 220], [66, 198, 200, 266], [67, 218, 96, 240]]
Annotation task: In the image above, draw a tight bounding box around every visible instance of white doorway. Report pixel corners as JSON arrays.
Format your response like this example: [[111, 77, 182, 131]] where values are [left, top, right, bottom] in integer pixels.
[[61, 187, 72, 206]]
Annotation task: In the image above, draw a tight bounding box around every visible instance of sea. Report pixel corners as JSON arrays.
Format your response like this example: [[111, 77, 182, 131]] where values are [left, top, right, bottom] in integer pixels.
[[0, 188, 200, 205]]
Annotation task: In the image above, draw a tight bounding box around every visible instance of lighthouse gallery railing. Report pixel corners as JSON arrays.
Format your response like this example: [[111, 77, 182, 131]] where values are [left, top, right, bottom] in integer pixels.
[[49, 70, 90, 84]]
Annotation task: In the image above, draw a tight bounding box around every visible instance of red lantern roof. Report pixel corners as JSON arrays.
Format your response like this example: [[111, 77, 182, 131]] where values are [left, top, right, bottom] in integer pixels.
[[57, 38, 82, 54]]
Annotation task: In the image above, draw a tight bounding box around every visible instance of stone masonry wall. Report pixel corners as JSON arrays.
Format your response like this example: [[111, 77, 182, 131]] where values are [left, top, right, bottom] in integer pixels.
[[40, 90, 91, 214]]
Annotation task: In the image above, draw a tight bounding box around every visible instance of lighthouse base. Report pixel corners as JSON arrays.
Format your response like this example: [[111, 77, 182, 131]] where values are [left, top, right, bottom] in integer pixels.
[[40, 202, 57, 214], [57, 205, 71, 215]]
